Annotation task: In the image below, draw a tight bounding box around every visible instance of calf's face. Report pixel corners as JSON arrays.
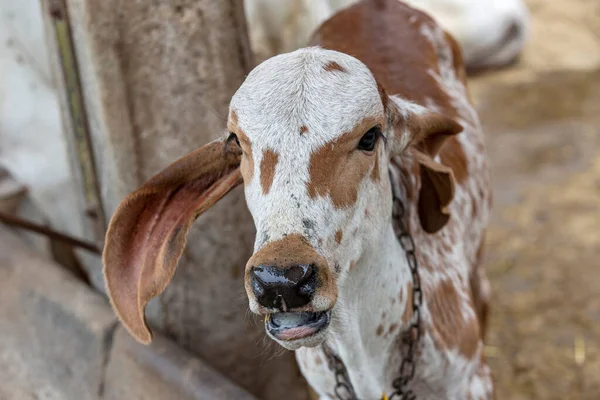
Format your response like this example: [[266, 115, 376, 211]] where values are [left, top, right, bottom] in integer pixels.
[[229, 50, 392, 348], [102, 48, 461, 349]]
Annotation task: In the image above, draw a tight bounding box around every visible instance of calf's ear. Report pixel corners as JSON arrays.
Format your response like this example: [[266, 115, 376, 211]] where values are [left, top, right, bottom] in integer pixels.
[[102, 135, 242, 344], [388, 99, 463, 233]]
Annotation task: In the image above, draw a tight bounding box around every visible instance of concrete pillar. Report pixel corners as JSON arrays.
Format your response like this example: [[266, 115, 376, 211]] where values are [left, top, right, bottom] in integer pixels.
[[39, 0, 308, 398]]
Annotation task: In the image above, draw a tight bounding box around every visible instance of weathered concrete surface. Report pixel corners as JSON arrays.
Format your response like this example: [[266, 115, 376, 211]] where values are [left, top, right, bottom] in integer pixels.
[[103, 327, 259, 400], [469, 0, 600, 398], [0, 226, 261, 400], [41, 0, 308, 398], [0, 226, 118, 400]]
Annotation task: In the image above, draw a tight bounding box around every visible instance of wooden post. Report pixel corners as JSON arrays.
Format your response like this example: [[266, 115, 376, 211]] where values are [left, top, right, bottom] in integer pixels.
[[40, 0, 309, 399]]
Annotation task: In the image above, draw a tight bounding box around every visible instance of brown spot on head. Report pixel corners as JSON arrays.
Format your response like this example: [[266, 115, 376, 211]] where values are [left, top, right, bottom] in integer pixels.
[[259, 149, 279, 194], [376, 324, 384, 336], [388, 323, 399, 334], [428, 280, 481, 359], [335, 230, 343, 244], [307, 116, 384, 209], [312, 0, 466, 122], [324, 61, 346, 73], [300, 125, 308, 135]]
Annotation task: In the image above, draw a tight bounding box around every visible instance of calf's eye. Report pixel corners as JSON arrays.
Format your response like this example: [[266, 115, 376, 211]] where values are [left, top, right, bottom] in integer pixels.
[[358, 126, 381, 152]]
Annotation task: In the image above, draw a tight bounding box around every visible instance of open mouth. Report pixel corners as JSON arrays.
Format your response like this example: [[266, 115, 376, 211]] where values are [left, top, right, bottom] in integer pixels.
[[265, 311, 331, 342]]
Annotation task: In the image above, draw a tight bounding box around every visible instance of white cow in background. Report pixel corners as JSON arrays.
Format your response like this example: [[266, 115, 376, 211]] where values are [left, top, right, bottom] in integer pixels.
[[245, 0, 530, 69]]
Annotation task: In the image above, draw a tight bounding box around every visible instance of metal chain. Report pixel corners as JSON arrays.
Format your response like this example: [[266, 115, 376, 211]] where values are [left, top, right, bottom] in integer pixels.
[[322, 183, 422, 400], [388, 193, 421, 400], [322, 344, 357, 400]]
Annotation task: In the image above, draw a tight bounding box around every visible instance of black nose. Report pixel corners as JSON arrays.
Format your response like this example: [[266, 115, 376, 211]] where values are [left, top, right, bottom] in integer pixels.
[[251, 264, 316, 310]]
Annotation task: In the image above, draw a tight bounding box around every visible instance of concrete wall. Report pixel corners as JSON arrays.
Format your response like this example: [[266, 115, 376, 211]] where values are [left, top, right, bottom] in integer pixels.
[[0, 226, 258, 400], [1, 0, 308, 398], [38, 0, 308, 399]]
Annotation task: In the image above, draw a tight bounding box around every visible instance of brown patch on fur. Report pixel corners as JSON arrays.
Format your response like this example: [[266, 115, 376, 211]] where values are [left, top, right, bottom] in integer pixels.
[[313, 0, 464, 121], [259, 149, 279, 194], [228, 110, 254, 186], [307, 116, 383, 208], [376, 324, 384, 336], [335, 230, 343, 244], [428, 280, 481, 359], [245, 234, 337, 311], [388, 323, 399, 334], [300, 125, 308, 135], [324, 61, 346, 73]]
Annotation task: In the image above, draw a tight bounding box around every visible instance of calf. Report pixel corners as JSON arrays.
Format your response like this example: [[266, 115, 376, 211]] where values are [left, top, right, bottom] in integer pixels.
[[103, 0, 493, 398]]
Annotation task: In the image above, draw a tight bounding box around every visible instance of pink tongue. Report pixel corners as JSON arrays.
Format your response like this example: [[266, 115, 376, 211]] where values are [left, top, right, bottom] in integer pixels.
[[276, 325, 317, 340]]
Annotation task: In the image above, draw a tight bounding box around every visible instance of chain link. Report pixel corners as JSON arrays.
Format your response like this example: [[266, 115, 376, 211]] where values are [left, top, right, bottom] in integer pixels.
[[322, 184, 422, 400]]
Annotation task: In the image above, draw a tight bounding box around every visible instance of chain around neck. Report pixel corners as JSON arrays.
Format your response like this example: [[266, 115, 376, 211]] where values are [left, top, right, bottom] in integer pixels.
[[321, 183, 422, 400]]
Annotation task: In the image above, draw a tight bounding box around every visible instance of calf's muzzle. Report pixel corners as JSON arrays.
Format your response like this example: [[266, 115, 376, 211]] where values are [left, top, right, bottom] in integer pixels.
[[245, 234, 336, 313], [251, 264, 316, 309]]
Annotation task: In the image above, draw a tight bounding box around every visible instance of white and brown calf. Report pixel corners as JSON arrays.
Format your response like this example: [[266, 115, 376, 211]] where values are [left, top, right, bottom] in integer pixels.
[[245, 0, 529, 70], [103, 0, 492, 398]]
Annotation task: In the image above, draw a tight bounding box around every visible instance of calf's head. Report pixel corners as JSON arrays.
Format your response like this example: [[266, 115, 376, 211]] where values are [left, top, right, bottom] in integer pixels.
[[103, 48, 460, 349]]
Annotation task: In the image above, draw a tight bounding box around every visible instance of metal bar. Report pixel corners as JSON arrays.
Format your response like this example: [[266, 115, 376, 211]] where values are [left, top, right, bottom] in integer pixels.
[[47, 0, 107, 244], [0, 211, 101, 254]]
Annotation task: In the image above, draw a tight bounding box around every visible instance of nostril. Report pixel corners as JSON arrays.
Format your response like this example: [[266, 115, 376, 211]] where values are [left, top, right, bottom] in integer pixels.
[[284, 264, 314, 285], [251, 264, 317, 310], [251, 275, 266, 297]]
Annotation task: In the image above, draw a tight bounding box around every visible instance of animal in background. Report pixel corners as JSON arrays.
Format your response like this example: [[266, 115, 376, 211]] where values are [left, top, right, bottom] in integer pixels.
[[245, 0, 529, 70]]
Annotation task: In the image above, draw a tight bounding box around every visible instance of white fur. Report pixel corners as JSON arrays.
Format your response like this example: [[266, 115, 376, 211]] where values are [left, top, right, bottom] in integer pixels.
[[245, 0, 529, 68]]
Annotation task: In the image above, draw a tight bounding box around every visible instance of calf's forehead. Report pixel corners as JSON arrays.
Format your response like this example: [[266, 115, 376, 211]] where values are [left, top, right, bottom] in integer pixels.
[[230, 48, 384, 148]]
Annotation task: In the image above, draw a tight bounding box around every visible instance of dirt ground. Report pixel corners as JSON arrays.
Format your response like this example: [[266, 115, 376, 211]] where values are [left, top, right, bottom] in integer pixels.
[[469, 0, 600, 398]]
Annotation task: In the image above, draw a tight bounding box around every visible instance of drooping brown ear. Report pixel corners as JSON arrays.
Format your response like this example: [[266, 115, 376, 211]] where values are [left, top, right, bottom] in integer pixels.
[[389, 100, 463, 233], [410, 112, 462, 233], [102, 136, 242, 344], [414, 151, 456, 233]]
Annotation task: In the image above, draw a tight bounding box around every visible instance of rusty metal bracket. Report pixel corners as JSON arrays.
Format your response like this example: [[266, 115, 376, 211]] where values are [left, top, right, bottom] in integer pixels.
[[47, 0, 106, 245]]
